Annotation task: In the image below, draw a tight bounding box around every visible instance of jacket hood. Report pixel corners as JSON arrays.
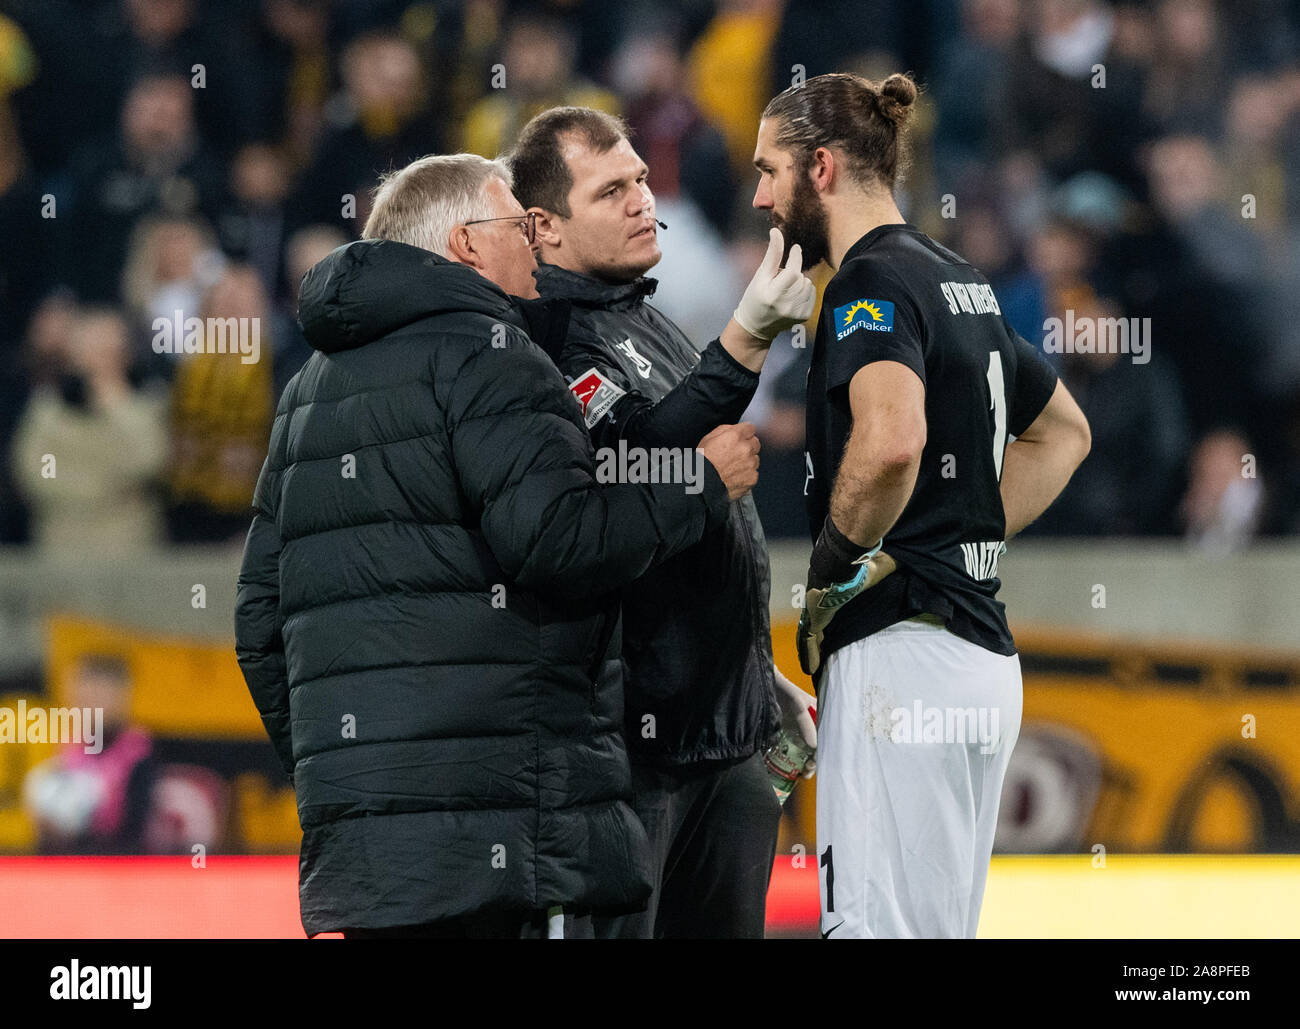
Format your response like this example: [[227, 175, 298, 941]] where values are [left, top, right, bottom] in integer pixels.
[[297, 238, 518, 354], [533, 261, 658, 312]]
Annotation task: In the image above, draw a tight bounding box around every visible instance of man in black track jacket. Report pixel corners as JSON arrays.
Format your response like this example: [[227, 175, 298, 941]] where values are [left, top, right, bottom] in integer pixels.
[[508, 107, 819, 938], [233, 154, 760, 939]]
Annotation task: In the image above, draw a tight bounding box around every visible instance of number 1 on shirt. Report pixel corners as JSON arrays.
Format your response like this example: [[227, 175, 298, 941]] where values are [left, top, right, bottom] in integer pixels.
[[987, 351, 1007, 481]]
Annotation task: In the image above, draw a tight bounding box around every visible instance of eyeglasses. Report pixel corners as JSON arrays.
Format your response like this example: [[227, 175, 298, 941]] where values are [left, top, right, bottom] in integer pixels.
[[463, 211, 537, 245]]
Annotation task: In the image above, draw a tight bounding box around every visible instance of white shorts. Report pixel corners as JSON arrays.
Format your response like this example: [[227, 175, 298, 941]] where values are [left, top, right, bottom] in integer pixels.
[[815, 618, 1022, 939]]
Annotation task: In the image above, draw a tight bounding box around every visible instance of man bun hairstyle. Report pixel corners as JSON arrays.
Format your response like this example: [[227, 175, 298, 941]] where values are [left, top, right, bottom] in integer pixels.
[[762, 71, 918, 191], [876, 72, 918, 128]]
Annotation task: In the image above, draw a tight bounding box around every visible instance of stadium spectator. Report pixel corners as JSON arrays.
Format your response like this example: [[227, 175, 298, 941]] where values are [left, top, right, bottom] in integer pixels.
[[18, 292, 79, 394], [104, 0, 263, 157], [0, 294, 80, 544], [1181, 427, 1265, 553], [461, 11, 619, 159], [291, 29, 446, 234], [59, 70, 224, 304], [1223, 72, 1295, 234], [1142, 133, 1272, 439], [1144, 0, 1226, 135], [688, 0, 781, 178], [23, 654, 161, 855], [10, 308, 168, 552], [272, 224, 348, 399], [1024, 215, 1098, 360], [1026, 295, 1190, 536], [122, 215, 226, 379], [1000, 0, 1148, 189], [933, 0, 1021, 190], [1147, 134, 1266, 292], [240, 0, 335, 164], [165, 266, 274, 544], [613, 28, 738, 236], [215, 144, 294, 301], [769, 0, 909, 99]]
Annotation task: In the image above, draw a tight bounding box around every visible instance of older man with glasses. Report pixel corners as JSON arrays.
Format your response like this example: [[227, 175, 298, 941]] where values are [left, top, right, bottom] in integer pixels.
[[235, 153, 762, 938]]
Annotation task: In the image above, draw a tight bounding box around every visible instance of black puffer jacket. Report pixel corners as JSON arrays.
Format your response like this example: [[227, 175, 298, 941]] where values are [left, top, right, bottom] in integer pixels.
[[234, 239, 730, 934]]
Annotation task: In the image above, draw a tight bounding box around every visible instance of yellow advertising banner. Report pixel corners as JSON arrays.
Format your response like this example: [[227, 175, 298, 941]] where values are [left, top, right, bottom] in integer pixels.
[[2, 614, 1295, 856], [0, 615, 292, 854], [44, 614, 265, 738]]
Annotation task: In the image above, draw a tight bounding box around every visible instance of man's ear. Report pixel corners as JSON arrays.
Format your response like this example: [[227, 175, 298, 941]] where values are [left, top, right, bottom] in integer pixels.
[[810, 146, 836, 193], [446, 224, 483, 269], [530, 206, 563, 249]]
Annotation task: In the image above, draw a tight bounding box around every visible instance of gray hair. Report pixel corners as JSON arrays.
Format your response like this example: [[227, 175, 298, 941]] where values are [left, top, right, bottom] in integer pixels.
[[363, 154, 514, 258]]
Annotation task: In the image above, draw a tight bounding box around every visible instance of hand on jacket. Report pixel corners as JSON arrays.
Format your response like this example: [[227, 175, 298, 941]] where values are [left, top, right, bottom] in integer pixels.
[[697, 422, 760, 500]]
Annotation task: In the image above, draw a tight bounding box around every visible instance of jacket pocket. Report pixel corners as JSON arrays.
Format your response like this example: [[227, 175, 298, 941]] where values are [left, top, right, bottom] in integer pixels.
[[586, 607, 619, 708]]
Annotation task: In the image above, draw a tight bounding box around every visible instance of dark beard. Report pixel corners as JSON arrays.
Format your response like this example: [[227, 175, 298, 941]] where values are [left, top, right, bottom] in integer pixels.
[[771, 173, 830, 268]]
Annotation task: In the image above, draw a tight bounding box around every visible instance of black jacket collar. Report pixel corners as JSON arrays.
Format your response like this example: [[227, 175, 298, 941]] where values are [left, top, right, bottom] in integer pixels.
[[513, 295, 572, 363], [296, 238, 578, 359], [533, 261, 658, 311], [298, 238, 519, 354]]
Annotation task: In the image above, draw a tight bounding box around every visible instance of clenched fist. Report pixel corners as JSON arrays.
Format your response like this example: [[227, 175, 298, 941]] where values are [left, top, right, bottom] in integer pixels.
[[698, 422, 760, 501]]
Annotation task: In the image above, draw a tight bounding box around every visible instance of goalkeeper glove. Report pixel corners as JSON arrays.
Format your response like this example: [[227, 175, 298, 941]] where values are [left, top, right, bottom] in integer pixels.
[[797, 517, 894, 676]]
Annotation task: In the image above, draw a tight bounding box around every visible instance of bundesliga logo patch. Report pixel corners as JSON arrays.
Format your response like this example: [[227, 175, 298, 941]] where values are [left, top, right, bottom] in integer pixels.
[[569, 367, 626, 428], [833, 298, 895, 340]]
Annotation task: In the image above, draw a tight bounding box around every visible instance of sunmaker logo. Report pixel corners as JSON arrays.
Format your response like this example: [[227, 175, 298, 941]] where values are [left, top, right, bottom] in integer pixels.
[[833, 298, 894, 340]]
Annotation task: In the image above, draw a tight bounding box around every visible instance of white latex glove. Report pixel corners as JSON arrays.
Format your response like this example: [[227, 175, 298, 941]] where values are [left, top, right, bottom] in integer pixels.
[[773, 664, 818, 778], [733, 227, 817, 341]]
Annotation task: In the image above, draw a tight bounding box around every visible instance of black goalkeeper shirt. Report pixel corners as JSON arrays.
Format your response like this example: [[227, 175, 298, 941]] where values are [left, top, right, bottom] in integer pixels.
[[805, 223, 1058, 659]]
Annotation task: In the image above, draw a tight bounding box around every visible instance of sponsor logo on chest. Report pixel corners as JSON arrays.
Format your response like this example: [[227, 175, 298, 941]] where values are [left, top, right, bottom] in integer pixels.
[[616, 338, 654, 378]]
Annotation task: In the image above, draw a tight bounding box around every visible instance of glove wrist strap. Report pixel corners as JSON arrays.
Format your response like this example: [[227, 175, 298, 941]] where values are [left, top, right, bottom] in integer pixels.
[[810, 516, 882, 588]]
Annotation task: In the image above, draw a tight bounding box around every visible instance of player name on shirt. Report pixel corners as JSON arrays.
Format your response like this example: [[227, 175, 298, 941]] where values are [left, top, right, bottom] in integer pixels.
[[960, 540, 1004, 581], [938, 281, 1002, 317]]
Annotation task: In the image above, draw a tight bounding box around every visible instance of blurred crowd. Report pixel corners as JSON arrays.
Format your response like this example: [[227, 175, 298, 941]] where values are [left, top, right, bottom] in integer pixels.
[[1, 0, 1299, 549]]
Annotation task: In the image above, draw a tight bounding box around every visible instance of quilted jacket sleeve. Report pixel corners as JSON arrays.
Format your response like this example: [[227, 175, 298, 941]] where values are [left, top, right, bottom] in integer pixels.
[[446, 333, 730, 601], [234, 429, 294, 780]]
